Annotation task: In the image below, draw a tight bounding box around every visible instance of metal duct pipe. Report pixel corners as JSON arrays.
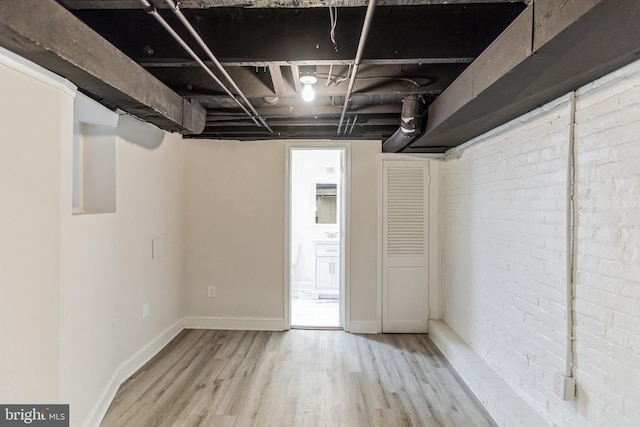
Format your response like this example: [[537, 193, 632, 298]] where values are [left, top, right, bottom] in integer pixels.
[[164, 0, 272, 133], [336, 0, 376, 135], [382, 95, 423, 152], [138, 0, 266, 130]]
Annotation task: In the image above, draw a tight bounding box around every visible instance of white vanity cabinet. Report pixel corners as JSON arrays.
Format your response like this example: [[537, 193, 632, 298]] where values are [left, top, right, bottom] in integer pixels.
[[315, 242, 340, 290]]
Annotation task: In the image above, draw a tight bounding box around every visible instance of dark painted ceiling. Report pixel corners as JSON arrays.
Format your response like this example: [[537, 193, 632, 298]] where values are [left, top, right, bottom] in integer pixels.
[[3, 1, 638, 152], [56, 0, 527, 142]]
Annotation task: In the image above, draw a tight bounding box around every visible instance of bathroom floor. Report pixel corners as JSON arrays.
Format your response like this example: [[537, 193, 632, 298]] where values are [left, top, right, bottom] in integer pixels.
[[291, 290, 340, 328]]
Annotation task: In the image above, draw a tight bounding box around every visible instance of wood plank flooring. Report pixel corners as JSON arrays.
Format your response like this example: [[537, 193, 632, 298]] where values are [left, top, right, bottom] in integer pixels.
[[101, 330, 494, 427]]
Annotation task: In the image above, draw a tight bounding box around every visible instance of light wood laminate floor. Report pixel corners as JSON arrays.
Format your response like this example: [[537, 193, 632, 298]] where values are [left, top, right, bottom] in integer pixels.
[[101, 329, 494, 427]]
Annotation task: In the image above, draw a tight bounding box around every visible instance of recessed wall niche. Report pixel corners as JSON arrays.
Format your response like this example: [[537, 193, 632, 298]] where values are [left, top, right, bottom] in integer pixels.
[[72, 93, 119, 215]]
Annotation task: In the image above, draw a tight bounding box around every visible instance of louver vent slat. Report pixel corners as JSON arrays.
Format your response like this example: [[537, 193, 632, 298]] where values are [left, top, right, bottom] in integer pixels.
[[386, 167, 425, 256]]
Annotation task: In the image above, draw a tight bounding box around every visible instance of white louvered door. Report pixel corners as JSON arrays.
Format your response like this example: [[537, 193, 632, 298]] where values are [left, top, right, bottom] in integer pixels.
[[382, 160, 430, 333]]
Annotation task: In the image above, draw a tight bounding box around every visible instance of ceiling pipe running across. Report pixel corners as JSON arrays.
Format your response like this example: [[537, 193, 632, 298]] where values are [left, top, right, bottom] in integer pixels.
[[336, 0, 376, 135], [163, 0, 272, 133], [138, 0, 267, 131], [382, 95, 423, 152]]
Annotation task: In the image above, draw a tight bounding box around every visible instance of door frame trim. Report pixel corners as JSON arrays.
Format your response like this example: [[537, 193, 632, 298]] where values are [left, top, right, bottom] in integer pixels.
[[285, 143, 351, 331]]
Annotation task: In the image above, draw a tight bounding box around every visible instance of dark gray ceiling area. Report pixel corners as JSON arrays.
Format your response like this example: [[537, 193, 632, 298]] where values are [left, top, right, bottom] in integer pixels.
[[56, 0, 525, 144], [1, 1, 639, 152]]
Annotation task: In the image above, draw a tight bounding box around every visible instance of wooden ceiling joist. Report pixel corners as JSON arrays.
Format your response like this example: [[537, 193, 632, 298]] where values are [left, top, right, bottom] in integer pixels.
[[0, 0, 206, 134]]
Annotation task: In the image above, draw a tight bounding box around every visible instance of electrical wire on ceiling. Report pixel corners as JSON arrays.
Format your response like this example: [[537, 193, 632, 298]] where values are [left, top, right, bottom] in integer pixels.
[[330, 96, 345, 108], [326, 64, 334, 88], [317, 73, 435, 89], [329, 2, 339, 52], [325, 64, 352, 88], [333, 65, 352, 86]]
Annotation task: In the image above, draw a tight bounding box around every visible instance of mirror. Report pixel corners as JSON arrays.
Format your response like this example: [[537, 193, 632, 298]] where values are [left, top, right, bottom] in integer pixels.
[[315, 183, 337, 224]]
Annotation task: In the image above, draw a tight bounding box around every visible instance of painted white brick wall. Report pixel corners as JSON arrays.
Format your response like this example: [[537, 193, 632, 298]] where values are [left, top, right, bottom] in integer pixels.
[[442, 58, 640, 427], [572, 62, 640, 427]]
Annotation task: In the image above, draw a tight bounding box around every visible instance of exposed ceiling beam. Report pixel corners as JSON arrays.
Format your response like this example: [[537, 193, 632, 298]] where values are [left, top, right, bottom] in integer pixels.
[[194, 128, 392, 138], [268, 65, 287, 96], [0, 0, 205, 134], [152, 64, 450, 98], [206, 118, 398, 127], [188, 88, 441, 108], [139, 58, 475, 68], [290, 65, 303, 95], [408, 0, 640, 152], [60, 0, 529, 9], [180, 84, 443, 100], [204, 104, 403, 118]]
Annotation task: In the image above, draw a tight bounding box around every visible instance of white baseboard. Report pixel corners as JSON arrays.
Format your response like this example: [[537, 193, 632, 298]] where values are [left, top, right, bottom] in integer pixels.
[[82, 318, 185, 427], [348, 320, 379, 334], [429, 320, 547, 427], [184, 316, 286, 331]]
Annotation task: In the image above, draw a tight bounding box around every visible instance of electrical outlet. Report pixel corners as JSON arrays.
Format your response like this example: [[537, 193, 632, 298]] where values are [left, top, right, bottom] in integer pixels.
[[142, 303, 149, 319], [208, 286, 216, 298], [563, 377, 576, 401], [152, 238, 163, 260], [554, 373, 576, 401]]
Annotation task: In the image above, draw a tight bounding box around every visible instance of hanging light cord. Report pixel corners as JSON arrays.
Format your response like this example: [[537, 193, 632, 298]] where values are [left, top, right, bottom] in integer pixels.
[[329, 3, 339, 51]]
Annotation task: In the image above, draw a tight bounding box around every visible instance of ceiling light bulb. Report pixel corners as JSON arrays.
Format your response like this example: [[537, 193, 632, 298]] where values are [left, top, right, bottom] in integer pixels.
[[299, 75, 317, 86], [302, 84, 315, 102]]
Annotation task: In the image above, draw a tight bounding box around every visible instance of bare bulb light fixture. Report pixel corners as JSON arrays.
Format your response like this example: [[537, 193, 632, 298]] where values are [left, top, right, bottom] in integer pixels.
[[299, 66, 318, 102]]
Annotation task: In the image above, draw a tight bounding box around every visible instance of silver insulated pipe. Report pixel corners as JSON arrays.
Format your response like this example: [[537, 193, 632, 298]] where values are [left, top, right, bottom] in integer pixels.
[[382, 95, 423, 152]]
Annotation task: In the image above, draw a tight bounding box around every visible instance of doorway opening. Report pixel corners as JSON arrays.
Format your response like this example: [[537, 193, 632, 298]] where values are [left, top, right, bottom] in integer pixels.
[[289, 148, 345, 328]]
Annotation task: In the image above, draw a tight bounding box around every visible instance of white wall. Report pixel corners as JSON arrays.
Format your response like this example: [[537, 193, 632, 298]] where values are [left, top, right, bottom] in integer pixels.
[[442, 58, 640, 426], [0, 48, 73, 404], [59, 111, 184, 427], [183, 140, 287, 323], [0, 48, 184, 427], [183, 140, 380, 329], [572, 63, 640, 426], [348, 142, 380, 325]]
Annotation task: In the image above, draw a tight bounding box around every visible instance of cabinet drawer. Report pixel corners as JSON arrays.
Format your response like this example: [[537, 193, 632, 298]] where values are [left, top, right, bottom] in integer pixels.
[[316, 244, 340, 257]]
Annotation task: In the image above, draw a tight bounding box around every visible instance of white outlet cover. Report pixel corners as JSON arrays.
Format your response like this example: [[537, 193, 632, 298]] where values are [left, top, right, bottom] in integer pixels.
[[554, 373, 576, 401], [208, 286, 216, 298], [142, 304, 149, 319], [152, 238, 162, 260]]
